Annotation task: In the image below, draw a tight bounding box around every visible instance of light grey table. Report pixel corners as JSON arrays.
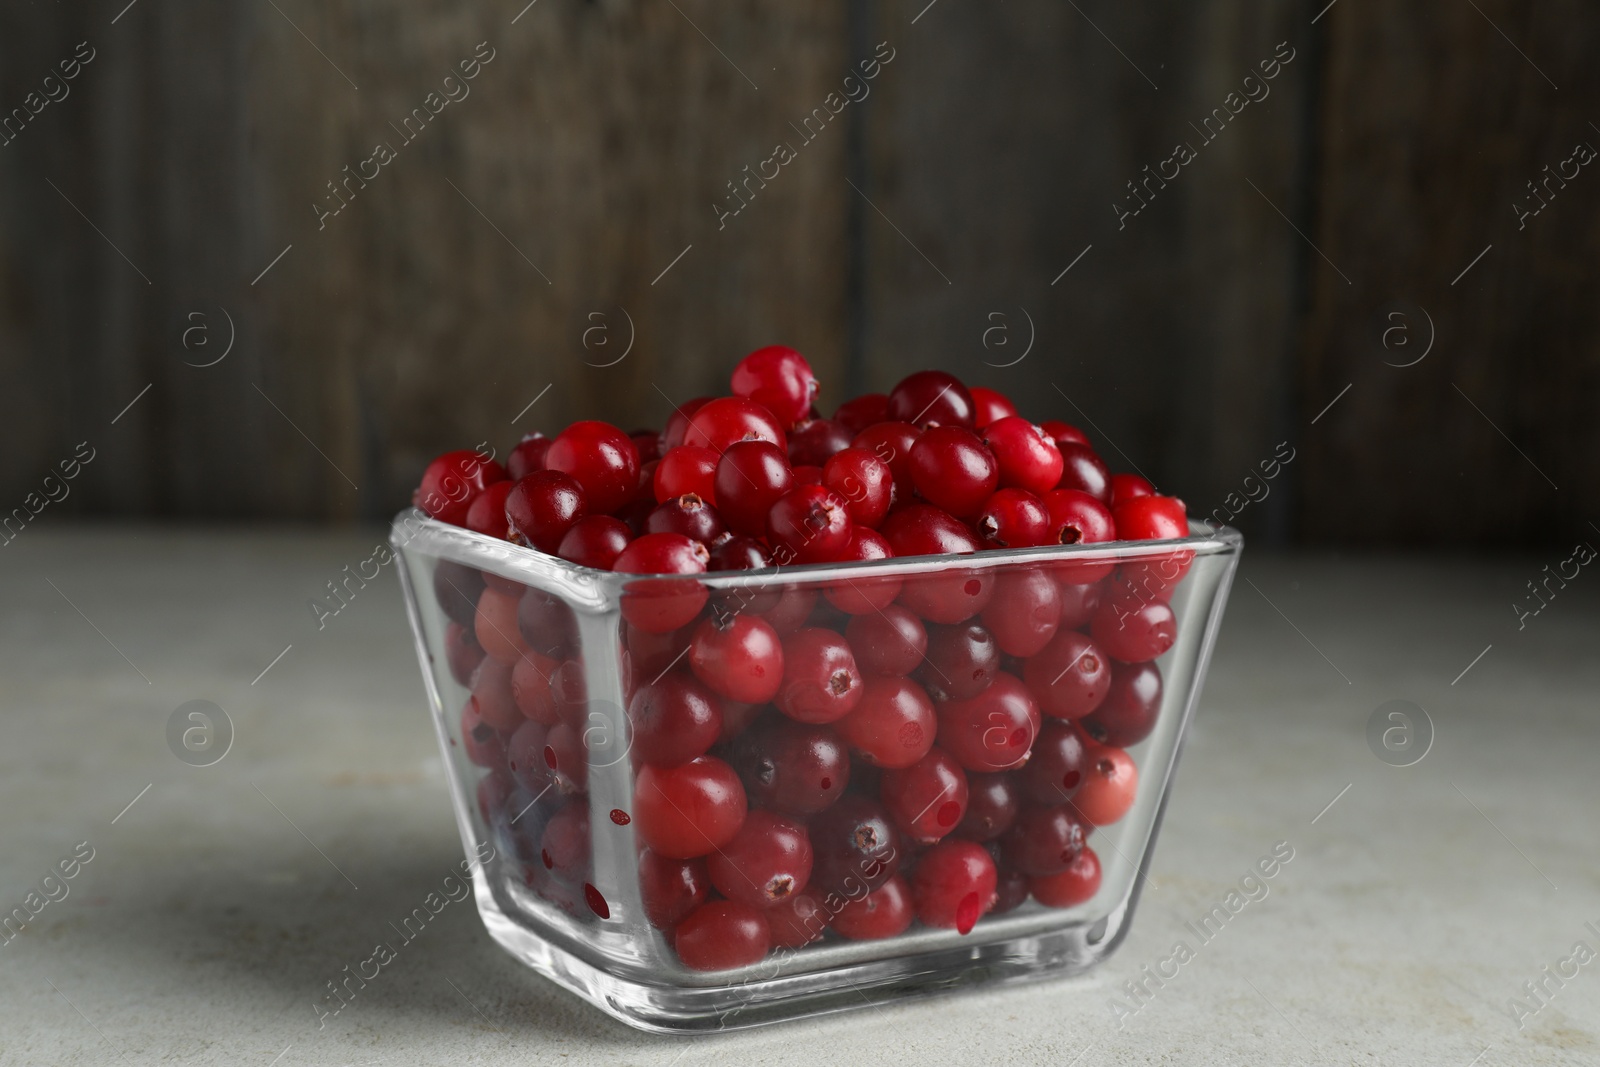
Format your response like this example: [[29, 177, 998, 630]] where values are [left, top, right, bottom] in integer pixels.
[[2, 528, 1596, 1066]]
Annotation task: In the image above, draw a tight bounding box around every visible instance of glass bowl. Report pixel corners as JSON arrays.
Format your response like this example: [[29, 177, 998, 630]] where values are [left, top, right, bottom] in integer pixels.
[[391, 509, 1241, 1033]]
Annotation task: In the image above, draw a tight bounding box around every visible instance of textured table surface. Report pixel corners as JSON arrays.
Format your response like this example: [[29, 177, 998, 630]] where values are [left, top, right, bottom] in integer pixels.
[[2, 528, 1597, 1066]]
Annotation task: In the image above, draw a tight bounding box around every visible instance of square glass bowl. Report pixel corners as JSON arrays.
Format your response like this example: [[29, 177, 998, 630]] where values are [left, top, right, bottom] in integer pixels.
[[391, 509, 1241, 1033]]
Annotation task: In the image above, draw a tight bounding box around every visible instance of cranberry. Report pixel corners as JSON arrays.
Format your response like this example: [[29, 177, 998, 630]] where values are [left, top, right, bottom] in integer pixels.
[[832, 874, 915, 940], [820, 528, 900, 616], [767, 485, 853, 565], [969, 385, 1019, 429], [507, 434, 549, 480], [981, 569, 1061, 658], [1020, 719, 1089, 805], [556, 515, 632, 570], [1114, 493, 1187, 540], [982, 417, 1064, 495], [833, 392, 889, 434], [718, 699, 762, 743], [975, 488, 1052, 549], [731, 345, 818, 426], [477, 769, 514, 826], [881, 747, 969, 843], [808, 794, 902, 894], [758, 585, 818, 635], [1110, 472, 1156, 507], [912, 839, 997, 932], [460, 697, 506, 768], [539, 801, 591, 881], [517, 588, 577, 659], [688, 614, 783, 704], [992, 866, 1031, 914], [654, 444, 720, 505], [711, 440, 791, 537], [1043, 487, 1117, 583], [1091, 588, 1177, 663], [504, 471, 586, 553], [736, 720, 850, 815], [879, 505, 992, 622], [639, 849, 710, 929], [631, 428, 662, 462], [1031, 845, 1101, 908], [837, 676, 937, 769], [909, 426, 999, 519], [433, 560, 485, 626], [674, 899, 770, 970], [776, 627, 864, 724], [685, 396, 787, 455], [844, 605, 926, 677], [1055, 443, 1110, 503], [707, 533, 773, 573], [1023, 630, 1111, 720], [788, 417, 854, 467], [917, 622, 999, 702], [634, 756, 747, 859], [446, 620, 487, 685], [1082, 660, 1162, 747], [707, 810, 814, 909], [628, 673, 723, 768], [1000, 804, 1086, 876], [955, 772, 1020, 842], [475, 587, 530, 666], [511, 653, 558, 724], [850, 421, 921, 500], [1040, 419, 1090, 451], [415, 449, 507, 526], [886, 370, 976, 430], [613, 533, 709, 633], [464, 480, 516, 538], [767, 890, 828, 948], [937, 672, 1039, 772], [542, 720, 588, 794], [792, 464, 824, 486], [1071, 745, 1138, 826], [624, 621, 692, 680], [1057, 579, 1105, 629], [645, 493, 726, 545], [470, 660, 522, 735], [662, 397, 713, 452], [823, 447, 894, 528], [543, 421, 640, 515]]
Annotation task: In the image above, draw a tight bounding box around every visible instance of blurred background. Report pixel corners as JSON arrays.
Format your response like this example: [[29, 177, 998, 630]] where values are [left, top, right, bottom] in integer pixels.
[[2, 0, 1596, 546]]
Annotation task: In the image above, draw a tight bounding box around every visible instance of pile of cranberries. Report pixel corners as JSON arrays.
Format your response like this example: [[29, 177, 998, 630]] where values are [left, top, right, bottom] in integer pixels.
[[416, 346, 1192, 972]]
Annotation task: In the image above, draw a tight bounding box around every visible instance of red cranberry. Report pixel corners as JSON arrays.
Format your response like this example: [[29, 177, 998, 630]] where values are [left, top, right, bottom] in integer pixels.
[[433, 560, 485, 626], [881, 747, 969, 843], [823, 447, 894, 529], [511, 653, 559, 724], [982, 417, 1063, 495], [918, 622, 999, 702], [542, 719, 588, 794], [880, 503, 979, 559], [832, 875, 914, 940], [1040, 419, 1090, 450], [505, 471, 586, 553], [1020, 719, 1089, 805], [674, 899, 770, 970], [975, 488, 1052, 549], [634, 756, 747, 859], [464, 480, 516, 538], [1071, 745, 1138, 826], [688, 614, 783, 704], [969, 385, 1019, 429], [446, 620, 486, 686], [662, 397, 713, 452], [714, 440, 793, 538], [654, 444, 720, 505], [954, 772, 1021, 842], [1082, 660, 1162, 747], [685, 396, 787, 455], [837, 676, 937, 769], [1091, 588, 1177, 663], [937, 672, 1039, 772], [767, 890, 827, 948], [1057, 578, 1105, 628], [1031, 845, 1101, 907], [460, 697, 506, 768], [732, 718, 850, 815], [1000, 804, 1086, 876], [776, 627, 863, 724], [415, 449, 507, 527], [1055, 443, 1110, 503], [912, 839, 997, 932], [1043, 488, 1117, 584], [707, 810, 814, 909], [708, 533, 774, 573], [556, 515, 631, 570], [645, 493, 726, 545], [909, 426, 999, 519], [792, 464, 824, 486], [470, 656, 520, 734], [1110, 472, 1156, 507], [629, 673, 723, 768], [507, 434, 549, 480], [731, 344, 818, 426], [886, 369, 976, 430], [639, 849, 710, 929], [613, 533, 709, 633], [981, 569, 1061, 657], [788, 418, 854, 467], [1114, 493, 1187, 540], [845, 605, 928, 676], [767, 486, 853, 565], [1023, 630, 1111, 720], [544, 421, 640, 515], [823, 527, 901, 615], [808, 794, 902, 894], [475, 587, 529, 665], [879, 505, 992, 622], [850, 421, 921, 500], [833, 392, 889, 434], [758, 585, 818, 636]]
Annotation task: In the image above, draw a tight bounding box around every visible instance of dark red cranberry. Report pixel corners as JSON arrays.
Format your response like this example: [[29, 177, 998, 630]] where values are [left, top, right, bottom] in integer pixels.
[[982, 416, 1063, 495], [714, 440, 793, 538], [613, 533, 710, 634], [937, 672, 1039, 772], [969, 385, 1019, 429], [909, 426, 999, 519], [638, 849, 710, 929], [654, 444, 720, 505], [881, 747, 969, 843], [845, 604, 928, 676], [731, 345, 818, 426], [623, 622, 692, 683], [886, 369, 976, 430], [708, 533, 774, 573], [415, 449, 507, 527], [975, 488, 1052, 549], [433, 560, 485, 626], [808, 794, 902, 894], [955, 772, 1021, 842], [1082, 660, 1162, 747], [685, 396, 787, 455], [912, 839, 997, 932], [464, 480, 516, 538], [757, 585, 818, 636], [918, 622, 999, 702], [1000, 804, 1087, 876], [833, 392, 889, 435], [688, 613, 783, 704], [645, 493, 726, 545], [1091, 588, 1177, 663], [792, 464, 824, 486], [832, 874, 915, 940], [707, 810, 814, 909], [1023, 629, 1111, 720], [1110, 472, 1156, 507], [517, 588, 577, 659], [777, 627, 863, 724], [556, 515, 632, 570], [505, 471, 586, 553], [1057, 579, 1105, 629], [1031, 845, 1101, 907], [732, 717, 850, 814], [1055, 443, 1110, 503], [788, 417, 854, 467], [991, 865, 1031, 914], [543, 420, 640, 515], [1020, 719, 1089, 805], [823, 447, 895, 528], [674, 899, 770, 970], [507, 434, 549, 480], [1040, 419, 1090, 451], [767, 485, 853, 565], [850, 421, 921, 500], [629, 673, 723, 768], [981, 569, 1061, 657], [662, 397, 713, 452], [837, 676, 937, 769]]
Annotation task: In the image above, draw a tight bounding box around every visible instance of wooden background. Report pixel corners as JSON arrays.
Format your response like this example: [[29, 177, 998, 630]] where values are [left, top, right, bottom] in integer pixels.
[[0, 0, 1594, 547]]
